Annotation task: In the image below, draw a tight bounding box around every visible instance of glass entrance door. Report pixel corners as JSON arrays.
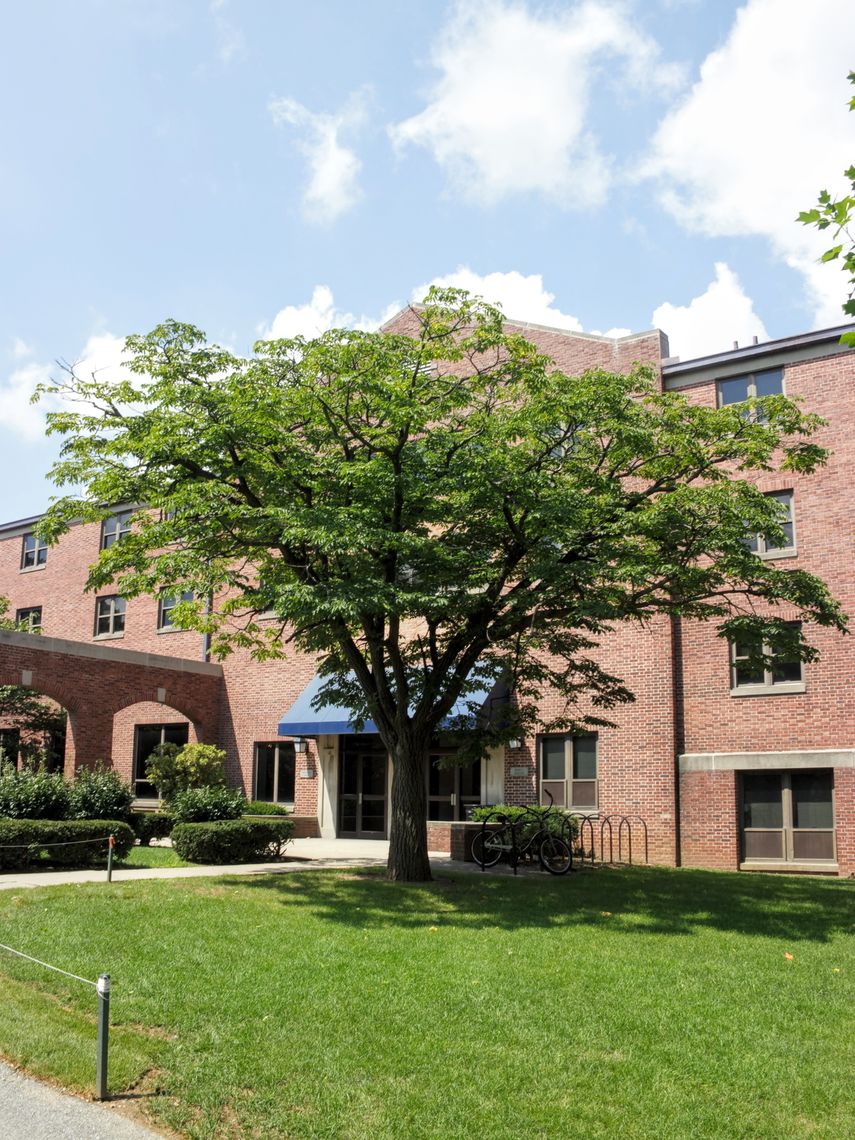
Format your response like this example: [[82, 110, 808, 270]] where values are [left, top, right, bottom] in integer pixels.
[[339, 735, 388, 837], [741, 770, 835, 863], [426, 748, 481, 820]]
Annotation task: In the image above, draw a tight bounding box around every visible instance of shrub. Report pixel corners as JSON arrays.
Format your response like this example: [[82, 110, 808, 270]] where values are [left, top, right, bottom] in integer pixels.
[[172, 819, 294, 864], [69, 765, 133, 821], [130, 810, 174, 845], [147, 742, 227, 800], [0, 819, 134, 870], [170, 786, 244, 824], [242, 800, 290, 817], [469, 804, 579, 843], [0, 763, 71, 820]]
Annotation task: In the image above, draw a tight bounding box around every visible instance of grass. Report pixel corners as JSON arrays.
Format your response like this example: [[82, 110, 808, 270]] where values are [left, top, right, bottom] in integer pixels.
[[117, 844, 191, 869], [0, 865, 852, 1139]]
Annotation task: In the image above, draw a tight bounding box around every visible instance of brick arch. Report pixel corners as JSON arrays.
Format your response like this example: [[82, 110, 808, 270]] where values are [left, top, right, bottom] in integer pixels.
[[0, 629, 222, 776]]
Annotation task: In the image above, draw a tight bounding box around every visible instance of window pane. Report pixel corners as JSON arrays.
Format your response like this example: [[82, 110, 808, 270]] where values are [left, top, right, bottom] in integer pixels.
[[459, 760, 481, 799], [429, 759, 454, 796], [256, 744, 275, 800], [276, 745, 296, 803], [573, 736, 597, 780], [791, 771, 833, 830], [742, 773, 783, 828], [163, 724, 189, 748], [719, 377, 749, 406], [754, 370, 783, 398], [542, 738, 566, 780], [767, 491, 794, 549]]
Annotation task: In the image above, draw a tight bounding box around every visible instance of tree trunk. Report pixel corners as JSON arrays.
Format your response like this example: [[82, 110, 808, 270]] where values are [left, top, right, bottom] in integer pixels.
[[386, 738, 432, 881]]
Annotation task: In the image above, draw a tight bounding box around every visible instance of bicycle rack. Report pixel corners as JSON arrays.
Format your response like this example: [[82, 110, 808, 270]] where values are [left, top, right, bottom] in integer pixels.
[[472, 809, 649, 872]]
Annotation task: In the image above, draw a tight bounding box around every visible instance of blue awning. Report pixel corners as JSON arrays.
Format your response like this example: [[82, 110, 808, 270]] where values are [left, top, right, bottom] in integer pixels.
[[277, 673, 502, 737]]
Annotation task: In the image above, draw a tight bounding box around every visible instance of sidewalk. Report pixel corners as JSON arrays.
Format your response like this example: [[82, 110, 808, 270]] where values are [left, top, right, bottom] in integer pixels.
[[0, 837, 452, 891], [0, 1061, 162, 1139]]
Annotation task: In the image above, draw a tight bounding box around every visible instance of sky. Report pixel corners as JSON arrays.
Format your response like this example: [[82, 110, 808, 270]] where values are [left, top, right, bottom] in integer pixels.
[[1, 0, 854, 521]]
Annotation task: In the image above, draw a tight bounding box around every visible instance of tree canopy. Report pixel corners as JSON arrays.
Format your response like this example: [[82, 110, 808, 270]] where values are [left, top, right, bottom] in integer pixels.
[[37, 289, 845, 878], [798, 70, 855, 344]]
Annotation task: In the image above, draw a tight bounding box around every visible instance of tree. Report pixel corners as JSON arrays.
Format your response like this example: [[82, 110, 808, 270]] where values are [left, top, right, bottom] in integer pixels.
[[37, 290, 844, 880], [798, 70, 855, 345]]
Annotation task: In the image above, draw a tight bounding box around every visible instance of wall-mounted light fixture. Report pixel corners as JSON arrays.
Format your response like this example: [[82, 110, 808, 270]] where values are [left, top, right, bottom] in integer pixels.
[[507, 738, 522, 750], [293, 738, 308, 754]]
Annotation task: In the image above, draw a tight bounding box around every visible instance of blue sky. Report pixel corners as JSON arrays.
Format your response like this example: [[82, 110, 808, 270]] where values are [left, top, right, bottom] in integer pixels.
[[1, 0, 854, 521]]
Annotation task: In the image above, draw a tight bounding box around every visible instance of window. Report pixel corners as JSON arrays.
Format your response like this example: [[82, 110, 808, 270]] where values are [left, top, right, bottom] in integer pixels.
[[717, 368, 783, 422], [425, 746, 481, 820], [94, 595, 126, 637], [0, 729, 20, 769], [255, 742, 296, 804], [744, 491, 795, 556], [157, 590, 194, 630], [134, 723, 189, 798], [539, 734, 598, 809], [730, 624, 803, 693], [21, 532, 47, 570], [742, 770, 834, 863], [16, 606, 42, 633], [101, 510, 133, 549]]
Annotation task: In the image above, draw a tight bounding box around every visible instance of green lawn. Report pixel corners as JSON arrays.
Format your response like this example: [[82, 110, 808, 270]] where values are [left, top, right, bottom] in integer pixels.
[[0, 866, 852, 1139], [117, 844, 191, 869]]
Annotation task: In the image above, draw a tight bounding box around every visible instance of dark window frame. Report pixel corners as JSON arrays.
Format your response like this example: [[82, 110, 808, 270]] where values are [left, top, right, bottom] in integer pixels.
[[101, 510, 133, 550], [730, 623, 804, 695], [717, 368, 784, 422], [16, 605, 42, 633], [741, 769, 835, 864], [253, 742, 296, 805], [745, 490, 795, 557], [21, 532, 48, 570], [538, 734, 598, 810], [157, 590, 194, 630], [94, 595, 126, 638]]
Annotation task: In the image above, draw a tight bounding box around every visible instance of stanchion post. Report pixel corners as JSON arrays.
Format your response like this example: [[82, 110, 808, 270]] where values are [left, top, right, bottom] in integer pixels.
[[106, 834, 114, 883], [96, 973, 110, 1100]]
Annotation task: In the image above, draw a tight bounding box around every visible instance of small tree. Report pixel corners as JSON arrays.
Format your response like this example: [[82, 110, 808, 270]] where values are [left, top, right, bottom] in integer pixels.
[[146, 742, 226, 801], [38, 290, 845, 881]]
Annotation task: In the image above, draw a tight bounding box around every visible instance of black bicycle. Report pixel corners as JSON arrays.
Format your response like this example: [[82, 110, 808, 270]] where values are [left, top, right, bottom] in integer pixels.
[[471, 799, 572, 875]]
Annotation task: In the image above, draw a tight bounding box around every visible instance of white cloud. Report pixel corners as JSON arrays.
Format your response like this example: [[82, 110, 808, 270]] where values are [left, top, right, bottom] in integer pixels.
[[260, 286, 399, 341], [389, 0, 683, 208], [411, 267, 585, 330], [652, 263, 769, 361], [210, 0, 246, 65], [11, 338, 33, 359], [0, 332, 129, 442], [644, 0, 855, 327], [270, 90, 369, 225]]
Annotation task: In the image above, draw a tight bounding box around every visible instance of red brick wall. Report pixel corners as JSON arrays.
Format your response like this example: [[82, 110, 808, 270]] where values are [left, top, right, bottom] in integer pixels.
[[679, 769, 740, 871], [834, 767, 855, 876]]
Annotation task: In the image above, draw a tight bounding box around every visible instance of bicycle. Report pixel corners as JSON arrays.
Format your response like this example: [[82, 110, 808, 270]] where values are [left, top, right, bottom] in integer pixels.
[[471, 797, 572, 875]]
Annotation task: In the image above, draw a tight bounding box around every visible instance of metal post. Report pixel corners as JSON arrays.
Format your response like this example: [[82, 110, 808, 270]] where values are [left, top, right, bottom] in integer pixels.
[[96, 973, 110, 1100], [106, 834, 114, 883]]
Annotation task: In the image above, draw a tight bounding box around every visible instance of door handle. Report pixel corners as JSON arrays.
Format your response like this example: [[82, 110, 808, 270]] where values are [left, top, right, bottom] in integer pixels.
[[358, 792, 363, 805]]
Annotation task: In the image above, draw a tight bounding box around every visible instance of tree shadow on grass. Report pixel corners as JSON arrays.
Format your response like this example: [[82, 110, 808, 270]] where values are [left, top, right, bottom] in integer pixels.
[[232, 864, 855, 944]]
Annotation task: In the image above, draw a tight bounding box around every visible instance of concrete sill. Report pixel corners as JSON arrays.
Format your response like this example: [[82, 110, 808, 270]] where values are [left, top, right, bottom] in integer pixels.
[[740, 860, 838, 875], [93, 632, 124, 641], [19, 563, 47, 573], [758, 548, 798, 561], [730, 683, 806, 697]]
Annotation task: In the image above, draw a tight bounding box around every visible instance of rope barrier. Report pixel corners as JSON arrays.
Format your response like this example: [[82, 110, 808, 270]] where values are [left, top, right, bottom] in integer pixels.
[[0, 835, 114, 850], [0, 942, 98, 988]]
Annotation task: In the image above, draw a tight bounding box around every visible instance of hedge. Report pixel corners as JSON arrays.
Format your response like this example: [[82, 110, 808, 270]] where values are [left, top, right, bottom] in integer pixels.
[[130, 810, 174, 846], [243, 800, 291, 817], [169, 786, 244, 824], [0, 819, 135, 870], [171, 819, 294, 864]]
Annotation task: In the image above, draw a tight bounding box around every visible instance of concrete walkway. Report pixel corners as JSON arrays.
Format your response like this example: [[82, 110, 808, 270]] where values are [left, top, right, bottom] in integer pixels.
[[0, 1061, 162, 1139], [0, 837, 452, 890]]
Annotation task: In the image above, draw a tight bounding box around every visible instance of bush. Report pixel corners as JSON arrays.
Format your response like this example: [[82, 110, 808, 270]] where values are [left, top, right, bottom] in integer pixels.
[[69, 765, 133, 821], [0, 764, 71, 820], [0, 819, 135, 870], [147, 742, 227, 800], [130, 810, 174, 845], [242, 800, 291, 817], [172, 819, 294, 864], [170, 786, 244, 824], [469, 804, 579, 842]]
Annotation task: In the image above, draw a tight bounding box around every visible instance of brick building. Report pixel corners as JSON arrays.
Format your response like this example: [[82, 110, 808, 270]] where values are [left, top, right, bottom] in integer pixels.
[[0, 314, 853, 875]]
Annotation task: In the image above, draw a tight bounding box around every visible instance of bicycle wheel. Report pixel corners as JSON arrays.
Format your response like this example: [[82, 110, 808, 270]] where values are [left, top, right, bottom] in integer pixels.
[[538, 833, 572, 875], [471, 827, 506, 868]]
